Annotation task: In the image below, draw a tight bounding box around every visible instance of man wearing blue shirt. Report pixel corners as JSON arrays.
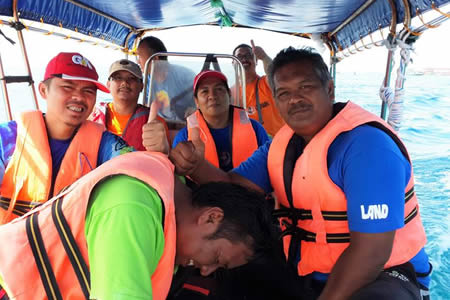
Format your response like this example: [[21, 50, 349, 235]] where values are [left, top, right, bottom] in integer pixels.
[[173, 70, 269, 172], [0, 52, 133, 223], [166, 47, 431, 300], [136, 36, 196, 121]]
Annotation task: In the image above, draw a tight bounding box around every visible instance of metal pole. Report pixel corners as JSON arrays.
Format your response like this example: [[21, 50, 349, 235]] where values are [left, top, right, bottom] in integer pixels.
[[239, 60, 246, 110], [379, 0, 398, 120], [329, 0, 377, 37], [0, 52, 13, 121], [329, 51, 337, 91], [13, 0, 40, 110], [380, 49, 394, 120], [64, 0, 135, 30]]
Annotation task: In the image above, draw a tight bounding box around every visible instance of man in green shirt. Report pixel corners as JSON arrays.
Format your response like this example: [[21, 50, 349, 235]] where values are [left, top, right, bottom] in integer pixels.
[[0, 152, 275, 300]]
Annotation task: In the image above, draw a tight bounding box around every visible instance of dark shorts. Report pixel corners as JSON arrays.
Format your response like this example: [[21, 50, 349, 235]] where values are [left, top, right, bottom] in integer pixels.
[[168, 259, 431, 300], [301, 262, 430, 300], [349, 263, 423, 300]]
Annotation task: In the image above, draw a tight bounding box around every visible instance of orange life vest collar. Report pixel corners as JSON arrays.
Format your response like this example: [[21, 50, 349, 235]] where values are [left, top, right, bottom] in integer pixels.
[[268, 101, 427, 275], [0, 111, 104, 223], [187, 106, 258, 168], [0, 152, 176, 300], [90, 103, 150, 151]]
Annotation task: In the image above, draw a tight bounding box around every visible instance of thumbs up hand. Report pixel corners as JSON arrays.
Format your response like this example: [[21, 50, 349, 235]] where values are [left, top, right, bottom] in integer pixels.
[[142, 102, 169, 154], [189, 126, 205, 158], [169, 127, 205, 176], [147, 101, 160, 123], [250, 39, 268, 61]]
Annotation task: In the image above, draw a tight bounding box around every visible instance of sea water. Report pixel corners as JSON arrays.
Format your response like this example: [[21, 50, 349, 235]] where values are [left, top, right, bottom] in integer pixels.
[[0, 72, 449, 299], [336, 72, 450, 300]]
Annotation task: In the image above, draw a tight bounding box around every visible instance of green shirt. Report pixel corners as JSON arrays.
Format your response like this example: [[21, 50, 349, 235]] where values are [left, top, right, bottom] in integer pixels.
[[86, 175, 165, 300]]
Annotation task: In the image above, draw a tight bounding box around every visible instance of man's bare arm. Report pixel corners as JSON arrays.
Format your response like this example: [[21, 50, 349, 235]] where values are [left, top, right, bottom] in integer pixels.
[[251, 39, 272, 75], [318, 230, 395, 300]]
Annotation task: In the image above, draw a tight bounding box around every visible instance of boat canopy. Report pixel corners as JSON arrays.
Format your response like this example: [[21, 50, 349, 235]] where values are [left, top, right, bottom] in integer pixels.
[[0, 0, 449, 52]]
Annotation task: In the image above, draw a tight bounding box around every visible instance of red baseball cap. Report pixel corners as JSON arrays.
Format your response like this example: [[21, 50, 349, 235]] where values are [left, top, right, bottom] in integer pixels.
[[193, 70, 228, 93], [44, 52, 109, 93]]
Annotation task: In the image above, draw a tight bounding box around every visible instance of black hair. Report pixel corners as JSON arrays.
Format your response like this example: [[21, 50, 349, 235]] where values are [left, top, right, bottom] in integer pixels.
[[267, 46, 332, 95], [138, 36, 168, 61], [232, 43, 252, 56], [191, 182, 278, 260]]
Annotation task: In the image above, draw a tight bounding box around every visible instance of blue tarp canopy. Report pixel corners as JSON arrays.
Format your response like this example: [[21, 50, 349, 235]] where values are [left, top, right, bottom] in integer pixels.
[[0, 0, 449, 50]]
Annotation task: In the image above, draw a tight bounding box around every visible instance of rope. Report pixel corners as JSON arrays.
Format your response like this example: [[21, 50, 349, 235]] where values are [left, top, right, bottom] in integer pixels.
[[379, 38, 413, 131], [210, 0, 233, 27], [8, 19, 126, 53], [416, 8, 440, 28], [0, 28, 15, 44], [368, 31, 384, 47], [402, 25, 423, 37], [432, 2, 450, 18], [354, 43, 363, 52], [360, 35, 372, 49]]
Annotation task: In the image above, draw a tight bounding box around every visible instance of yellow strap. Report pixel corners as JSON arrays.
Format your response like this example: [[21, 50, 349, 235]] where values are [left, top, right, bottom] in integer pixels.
[[1, 177, 23, 224]]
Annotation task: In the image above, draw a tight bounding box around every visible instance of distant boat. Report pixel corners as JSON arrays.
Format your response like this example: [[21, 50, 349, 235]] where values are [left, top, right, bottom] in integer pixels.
[[409, 70, 426, 76], [408, 68, 450, 76]]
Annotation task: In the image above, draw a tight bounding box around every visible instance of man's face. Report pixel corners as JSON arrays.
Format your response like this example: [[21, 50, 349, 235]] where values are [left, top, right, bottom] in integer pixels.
[[234, 47, 256, 73], [273, 60, 334, 140], [194, 77, 230, 119], [107, 70, 143, 104], [176, 207, 254, 276], [39, 77, 97, 128], [136, 43, 154, 71]]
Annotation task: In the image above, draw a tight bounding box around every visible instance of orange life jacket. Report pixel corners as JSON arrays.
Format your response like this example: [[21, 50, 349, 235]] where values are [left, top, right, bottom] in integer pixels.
[[187, 107, 258, 168], [0, 111, 104, 223], [90, 103, 170, 151], [244, 76, 284, 136], [268, 101, 427, 275], [0, 151, 176, 300]]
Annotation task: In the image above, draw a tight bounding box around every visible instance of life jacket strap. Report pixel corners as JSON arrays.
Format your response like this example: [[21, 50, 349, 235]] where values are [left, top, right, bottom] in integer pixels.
[[0, 196, 42, 216], [274, 205, 348, 221], [51, 198, 91, 299], [26, 213, 63, 300], [280, 218, 351, 243], [24, 190, 90, 300]]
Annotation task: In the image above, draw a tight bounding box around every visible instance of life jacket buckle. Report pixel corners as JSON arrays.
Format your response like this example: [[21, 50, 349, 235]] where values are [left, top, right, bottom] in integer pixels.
[[279, 218, 308, 241]]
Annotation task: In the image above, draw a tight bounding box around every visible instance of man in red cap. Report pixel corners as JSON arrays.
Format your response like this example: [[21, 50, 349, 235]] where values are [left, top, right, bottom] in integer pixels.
[[171, 70, 269, 172], [0, 52, 133, 224], [168, 70, 273, 299]]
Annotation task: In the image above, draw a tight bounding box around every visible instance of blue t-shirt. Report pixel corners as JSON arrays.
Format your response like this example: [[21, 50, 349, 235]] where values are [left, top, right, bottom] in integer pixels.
[[173, 118, 270, 171], [147, 62, 196, 121], [233, 124, 430, 286], [0, 120, 134, 189]]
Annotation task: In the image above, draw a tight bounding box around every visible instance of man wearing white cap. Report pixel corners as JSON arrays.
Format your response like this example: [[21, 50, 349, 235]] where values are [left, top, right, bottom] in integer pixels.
[[90, 59, 168, 151], [0, 52, 133, 224]]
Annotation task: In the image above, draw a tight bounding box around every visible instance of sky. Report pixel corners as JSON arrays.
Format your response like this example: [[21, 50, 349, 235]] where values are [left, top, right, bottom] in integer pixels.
[[0, 15, 449, 118]]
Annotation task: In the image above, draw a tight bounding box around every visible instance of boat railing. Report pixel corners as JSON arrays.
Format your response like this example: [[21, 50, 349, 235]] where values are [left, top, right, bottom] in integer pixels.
[[142, 51, 247, 111]]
